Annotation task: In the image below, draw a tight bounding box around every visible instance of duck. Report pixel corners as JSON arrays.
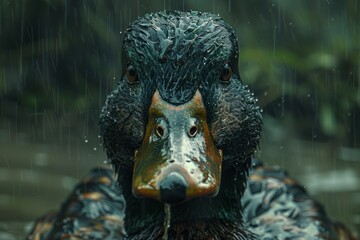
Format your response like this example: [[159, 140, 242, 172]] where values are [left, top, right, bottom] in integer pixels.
[[27, 11, 356, 240]]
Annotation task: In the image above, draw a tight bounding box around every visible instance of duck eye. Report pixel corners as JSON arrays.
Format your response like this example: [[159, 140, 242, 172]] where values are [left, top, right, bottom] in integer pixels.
[[126, 64, 138, 83], [221, 63, 232, 82]]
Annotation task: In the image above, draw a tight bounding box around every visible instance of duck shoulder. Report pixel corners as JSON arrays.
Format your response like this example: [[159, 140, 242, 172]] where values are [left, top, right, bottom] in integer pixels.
[[26, 166, 126, 240], [242, 160, 356, 240]]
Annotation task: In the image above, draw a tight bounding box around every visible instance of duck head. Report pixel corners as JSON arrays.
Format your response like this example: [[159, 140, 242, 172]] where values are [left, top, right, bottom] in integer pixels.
[[100, 11, 262, 238]]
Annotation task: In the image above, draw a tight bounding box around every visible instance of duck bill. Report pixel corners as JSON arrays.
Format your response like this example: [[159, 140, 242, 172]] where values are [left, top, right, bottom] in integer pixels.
[[132, 90, 222, 204]]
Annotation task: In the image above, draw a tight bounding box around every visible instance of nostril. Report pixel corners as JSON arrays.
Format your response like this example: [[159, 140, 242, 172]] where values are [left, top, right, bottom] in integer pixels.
[[155, 125, 165, 138], [168, 159, 175, 163], [188, 126, 198, 138]]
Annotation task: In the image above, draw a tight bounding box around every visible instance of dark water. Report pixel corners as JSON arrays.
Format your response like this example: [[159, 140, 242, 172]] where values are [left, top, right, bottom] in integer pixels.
[[0, 116, 359, 239]]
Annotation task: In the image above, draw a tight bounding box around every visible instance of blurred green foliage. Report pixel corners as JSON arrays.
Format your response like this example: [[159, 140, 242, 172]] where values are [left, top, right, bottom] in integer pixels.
[[0, 0, 359, 146]]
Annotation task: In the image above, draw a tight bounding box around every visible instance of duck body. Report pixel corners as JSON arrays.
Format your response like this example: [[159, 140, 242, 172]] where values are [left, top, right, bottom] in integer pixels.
[[27, 11, 356, 240], [27, 163, 355, 239]]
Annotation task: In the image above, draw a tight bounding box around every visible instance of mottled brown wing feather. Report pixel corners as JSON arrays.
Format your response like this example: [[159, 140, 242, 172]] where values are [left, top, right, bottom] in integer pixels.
[[242, 160, 357, 240], [27, 166, 126, 240]]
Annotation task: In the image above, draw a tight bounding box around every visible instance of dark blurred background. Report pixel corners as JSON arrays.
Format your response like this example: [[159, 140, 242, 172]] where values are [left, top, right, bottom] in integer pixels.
[[0, 0, 359, 238]]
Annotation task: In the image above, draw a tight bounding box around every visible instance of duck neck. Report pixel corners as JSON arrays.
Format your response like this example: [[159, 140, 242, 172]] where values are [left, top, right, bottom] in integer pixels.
[[120, 165, 254, 239]]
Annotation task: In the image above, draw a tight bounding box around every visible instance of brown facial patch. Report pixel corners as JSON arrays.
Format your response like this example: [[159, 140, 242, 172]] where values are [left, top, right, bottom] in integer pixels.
[[132, 90, 223, 203]]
